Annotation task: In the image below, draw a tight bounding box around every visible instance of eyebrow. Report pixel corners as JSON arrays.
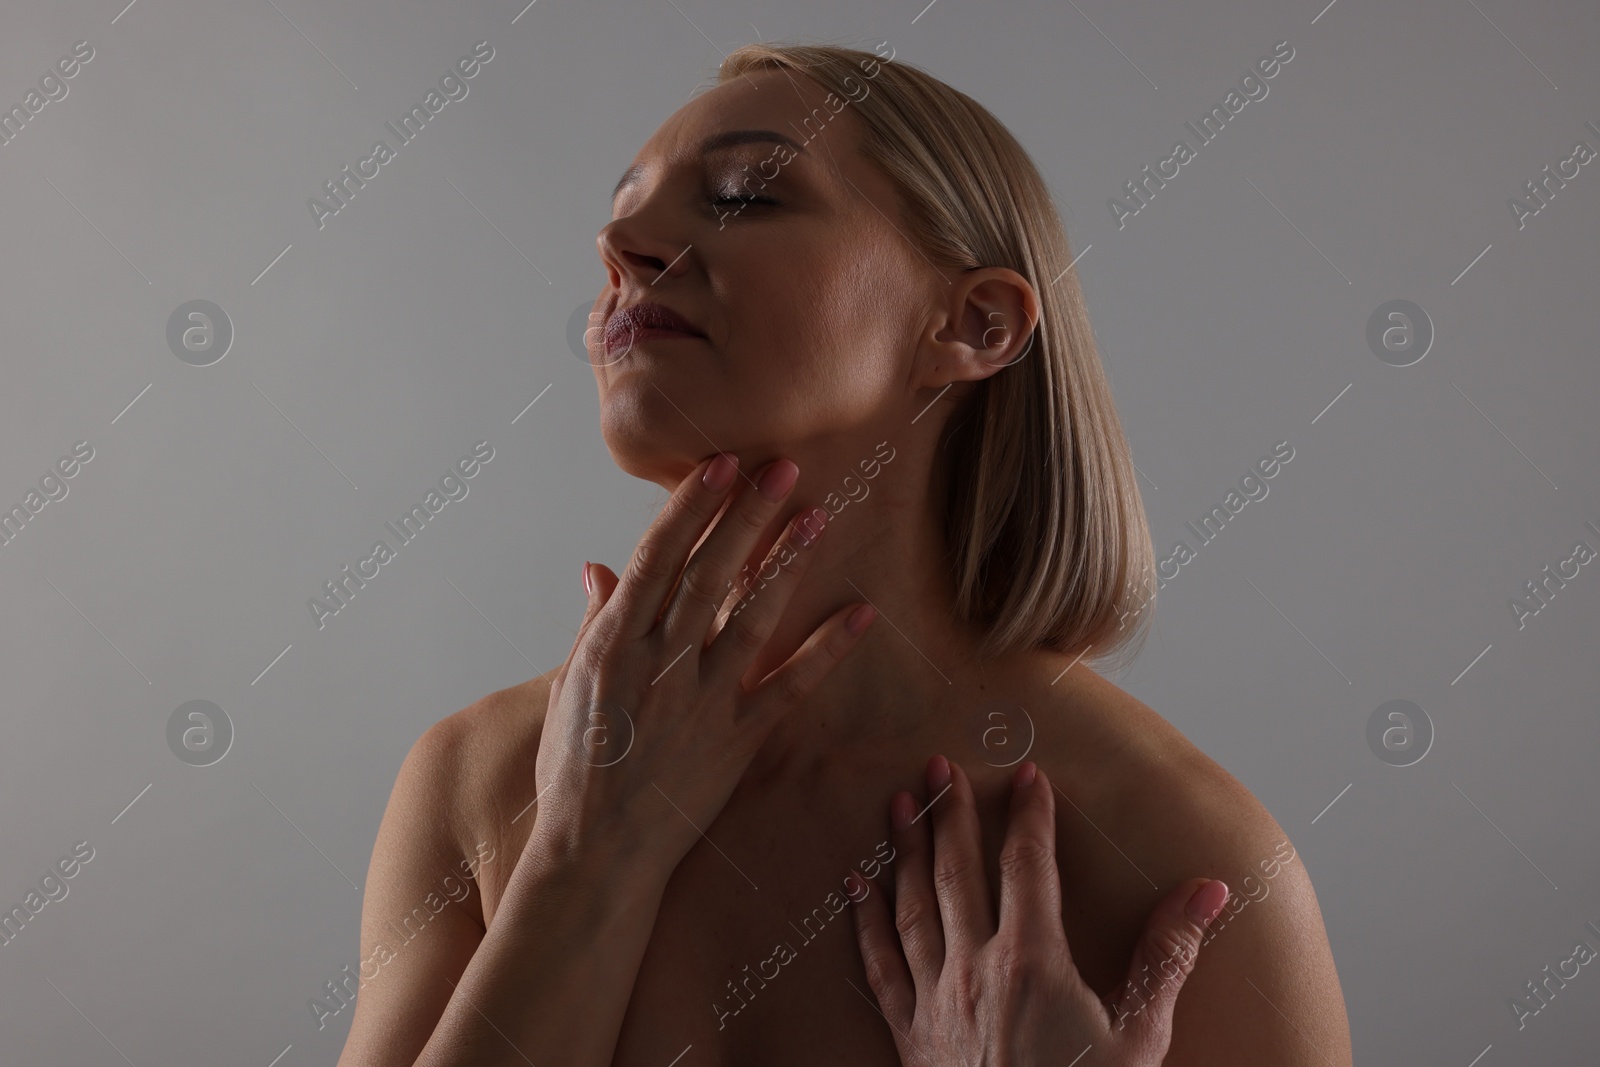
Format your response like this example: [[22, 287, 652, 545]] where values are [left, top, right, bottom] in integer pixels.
[[610, 129, 808, 204]]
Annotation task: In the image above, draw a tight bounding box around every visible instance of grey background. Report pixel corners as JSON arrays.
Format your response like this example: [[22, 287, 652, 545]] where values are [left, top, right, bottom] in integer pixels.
[[1, 0, 1596, 1062]]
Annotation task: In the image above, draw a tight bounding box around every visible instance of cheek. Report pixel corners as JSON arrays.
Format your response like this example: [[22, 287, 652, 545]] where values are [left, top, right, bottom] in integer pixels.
[[727, 250, 907, 429], [825, 242, 922, 385]]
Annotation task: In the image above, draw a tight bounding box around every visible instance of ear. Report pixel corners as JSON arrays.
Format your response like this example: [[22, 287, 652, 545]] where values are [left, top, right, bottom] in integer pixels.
[[917, 266, 1040, 392]]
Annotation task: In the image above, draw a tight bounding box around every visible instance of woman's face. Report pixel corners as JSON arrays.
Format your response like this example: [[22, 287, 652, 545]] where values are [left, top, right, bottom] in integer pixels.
[[592, 67, 942, 487]]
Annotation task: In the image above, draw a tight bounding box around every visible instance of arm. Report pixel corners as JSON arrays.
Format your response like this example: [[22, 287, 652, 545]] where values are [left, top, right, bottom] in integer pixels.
[[408, 822, 675, 1066], [334, 714, 486, 1066], [335, 713, 677, 1067]]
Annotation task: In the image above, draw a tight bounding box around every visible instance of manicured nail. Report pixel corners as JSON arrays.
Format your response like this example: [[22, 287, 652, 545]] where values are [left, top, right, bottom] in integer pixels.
[[845, 603, 876, 635], [1013, 761, 1037, 790], [582, 561, 593, 597], [927, 755, 951, 792], [757, 459, 799, 501], [703, 453, 738, 491], [1184, 879, 1230, 925], [890, 791, 915, 831]]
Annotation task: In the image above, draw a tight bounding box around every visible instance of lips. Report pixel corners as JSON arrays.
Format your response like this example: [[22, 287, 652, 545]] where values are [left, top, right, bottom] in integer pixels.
[[604, 301, 705, 354]]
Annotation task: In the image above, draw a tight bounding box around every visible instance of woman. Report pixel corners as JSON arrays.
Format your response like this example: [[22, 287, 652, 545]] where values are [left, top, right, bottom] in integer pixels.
[[336, 41, 1351, 1067]]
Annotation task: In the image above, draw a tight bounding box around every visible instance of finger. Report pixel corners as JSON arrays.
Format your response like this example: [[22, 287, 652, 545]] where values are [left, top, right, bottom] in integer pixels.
[[608, 452, 743, 640], [849, 869, 916, 1035], [551, 561, 623, 698], [735, 599, 876, 735], [996, 762, 1065, 951], [716, 502, 828, 638], [588, 561, 621, 604], [1107, 877, 1228, 1047], [928, 758, 995, 955], [888, 788, 944, 990], [703, 505, 831, 684], [658, 460, 805, 647], [579, 561, 622, 633]]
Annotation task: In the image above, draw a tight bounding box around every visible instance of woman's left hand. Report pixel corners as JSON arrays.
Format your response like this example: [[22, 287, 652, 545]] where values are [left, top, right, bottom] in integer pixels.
[[851, 756, 1229, 1066]]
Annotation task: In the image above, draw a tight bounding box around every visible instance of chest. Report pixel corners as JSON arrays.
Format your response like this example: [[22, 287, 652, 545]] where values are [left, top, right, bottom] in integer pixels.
[[615, 830, 905, 1067], [476, 768, 1155, 1066]]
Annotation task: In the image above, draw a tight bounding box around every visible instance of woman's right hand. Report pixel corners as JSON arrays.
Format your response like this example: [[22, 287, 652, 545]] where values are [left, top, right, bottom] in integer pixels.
[[529, 451, 877, 872]]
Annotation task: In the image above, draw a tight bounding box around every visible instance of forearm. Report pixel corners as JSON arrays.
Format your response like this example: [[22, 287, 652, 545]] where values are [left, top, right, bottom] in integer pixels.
[[411, 827, 670, 1067]]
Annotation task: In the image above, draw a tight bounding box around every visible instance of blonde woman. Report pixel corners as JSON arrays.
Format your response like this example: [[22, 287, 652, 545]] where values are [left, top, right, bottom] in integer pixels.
[[337, 41, 1351, 1067]]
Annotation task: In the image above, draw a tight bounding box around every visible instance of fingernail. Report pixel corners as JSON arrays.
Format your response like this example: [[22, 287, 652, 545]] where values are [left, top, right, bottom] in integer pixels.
[[927, 755, 951, 792], [703, 453, 738, 491], [1013, 761, 1037, 790], [757, 460, 799, 501], [845, 872, 864, 895], [845, 603, 876, 635], [890, 791, 914, 831], [1184, 879, 1229, 925], [582, 561, 593, 598]]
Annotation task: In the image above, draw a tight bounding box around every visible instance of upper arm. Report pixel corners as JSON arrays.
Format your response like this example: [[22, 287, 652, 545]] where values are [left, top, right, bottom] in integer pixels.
[[335, 711, 490, 1067], [1161, 817, 1353, 1066]]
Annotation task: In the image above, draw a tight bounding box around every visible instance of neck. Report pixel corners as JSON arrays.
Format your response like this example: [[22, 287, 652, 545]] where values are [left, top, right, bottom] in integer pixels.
[[714, 432, 1022, 781]]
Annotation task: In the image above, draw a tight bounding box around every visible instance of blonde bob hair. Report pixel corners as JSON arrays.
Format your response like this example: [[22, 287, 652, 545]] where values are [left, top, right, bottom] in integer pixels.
[[716, 41, 1156, 672]]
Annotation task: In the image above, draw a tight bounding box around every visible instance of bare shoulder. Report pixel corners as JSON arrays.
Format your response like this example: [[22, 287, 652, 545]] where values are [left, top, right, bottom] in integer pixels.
[[334, 670, 557, 1066], [1100, 675, 1277, 850], [367, 669, 557, 917], [1036, 665, 1353, 1066], [436, 672, 554, 800], [430, 669, 559, 866], [1029, 664, 1277, 867]]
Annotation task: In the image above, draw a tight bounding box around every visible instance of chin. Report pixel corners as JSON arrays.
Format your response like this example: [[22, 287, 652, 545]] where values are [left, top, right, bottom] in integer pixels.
[[598, 394, 713, 489]]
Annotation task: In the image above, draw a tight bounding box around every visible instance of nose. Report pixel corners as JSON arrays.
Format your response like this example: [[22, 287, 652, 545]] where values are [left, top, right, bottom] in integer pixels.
[[596, 204, 694, 290]]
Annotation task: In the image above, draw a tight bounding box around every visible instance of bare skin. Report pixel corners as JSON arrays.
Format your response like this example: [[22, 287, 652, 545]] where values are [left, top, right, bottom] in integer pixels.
[[335, 59, 1352, 1067], [340, 656, 1348, 1066]]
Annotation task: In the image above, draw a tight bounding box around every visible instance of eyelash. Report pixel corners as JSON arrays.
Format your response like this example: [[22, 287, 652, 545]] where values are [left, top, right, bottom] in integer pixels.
[[710, 192, 777, 207]]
